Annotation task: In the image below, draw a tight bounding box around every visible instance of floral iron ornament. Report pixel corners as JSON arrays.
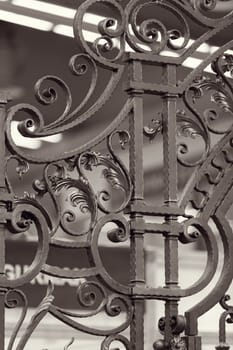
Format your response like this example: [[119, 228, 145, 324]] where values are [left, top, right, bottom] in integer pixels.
[[1, 0, 233, 349]]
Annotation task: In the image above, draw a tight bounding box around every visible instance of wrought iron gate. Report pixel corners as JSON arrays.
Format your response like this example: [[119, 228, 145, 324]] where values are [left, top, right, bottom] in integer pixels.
[[1, 0, 233, 349]]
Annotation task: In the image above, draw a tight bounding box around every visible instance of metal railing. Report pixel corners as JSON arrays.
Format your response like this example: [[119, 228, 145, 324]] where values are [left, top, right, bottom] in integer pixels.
[[1, 0, 233, 349]]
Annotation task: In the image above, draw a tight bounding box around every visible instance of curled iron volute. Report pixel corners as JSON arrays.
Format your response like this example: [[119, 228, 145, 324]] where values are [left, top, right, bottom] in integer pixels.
[[170, 315, 186, 335]]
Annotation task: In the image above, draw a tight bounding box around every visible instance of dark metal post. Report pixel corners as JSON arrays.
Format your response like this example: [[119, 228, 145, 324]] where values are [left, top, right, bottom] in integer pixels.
[[162, 64, 179, 343], [0, 93, 10, 350], [128, 59, 146, 350]]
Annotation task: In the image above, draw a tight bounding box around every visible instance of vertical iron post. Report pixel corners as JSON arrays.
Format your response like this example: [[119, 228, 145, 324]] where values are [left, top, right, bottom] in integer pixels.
[[0, 92, 10, 350], [128, 59, 146, 350], [162, 64, 180, 343]]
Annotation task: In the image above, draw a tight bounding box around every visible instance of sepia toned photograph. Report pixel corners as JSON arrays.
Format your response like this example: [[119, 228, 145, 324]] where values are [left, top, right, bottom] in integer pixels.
[[0, 0, 233, 349]]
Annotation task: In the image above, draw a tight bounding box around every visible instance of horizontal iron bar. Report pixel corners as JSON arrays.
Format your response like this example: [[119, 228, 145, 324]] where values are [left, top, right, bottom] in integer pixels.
[[126, 202, 185, 216], [132, 286, 183, 299], [125, 81, 182, 95], [130, 221, 182, 235]]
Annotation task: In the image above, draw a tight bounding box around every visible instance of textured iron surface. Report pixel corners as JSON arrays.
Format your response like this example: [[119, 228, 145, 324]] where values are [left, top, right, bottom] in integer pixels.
[[1, 0, 233, 349]]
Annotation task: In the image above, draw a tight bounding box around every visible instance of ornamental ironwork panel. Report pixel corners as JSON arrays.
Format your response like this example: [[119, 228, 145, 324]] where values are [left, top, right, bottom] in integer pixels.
[[1, 0, 233, 349]]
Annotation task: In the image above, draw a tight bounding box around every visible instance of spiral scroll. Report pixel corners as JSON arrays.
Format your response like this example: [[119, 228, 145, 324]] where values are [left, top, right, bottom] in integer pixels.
[[73, 0, 126, 67], [125, 0, 190, 54]]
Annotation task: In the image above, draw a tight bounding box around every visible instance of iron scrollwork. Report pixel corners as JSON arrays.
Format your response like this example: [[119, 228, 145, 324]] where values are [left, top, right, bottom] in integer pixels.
[[214, 295, 233, 350], [1, 0, 233, 350]]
